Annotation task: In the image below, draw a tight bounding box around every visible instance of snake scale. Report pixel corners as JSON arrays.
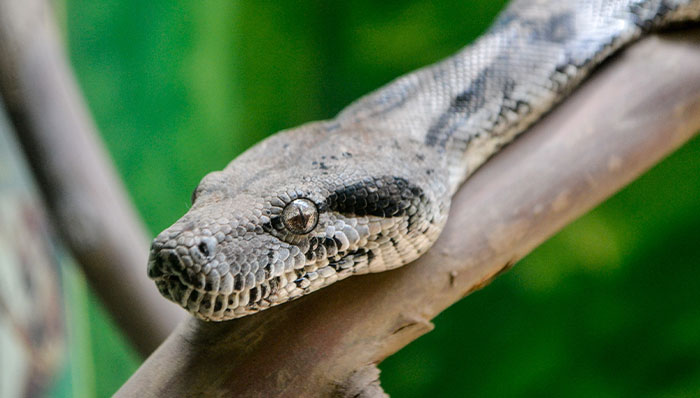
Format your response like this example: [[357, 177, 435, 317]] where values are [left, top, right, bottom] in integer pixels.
[[148, 0, 700, 321]]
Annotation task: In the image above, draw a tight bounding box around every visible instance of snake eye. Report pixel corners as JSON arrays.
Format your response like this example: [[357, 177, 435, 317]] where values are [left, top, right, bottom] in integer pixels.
[[281, 198, 318, 234]]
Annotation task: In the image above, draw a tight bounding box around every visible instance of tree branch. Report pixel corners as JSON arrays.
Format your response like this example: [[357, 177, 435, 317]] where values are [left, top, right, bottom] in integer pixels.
[[0, 0, 182, 355], [116, 29, 700, 397]]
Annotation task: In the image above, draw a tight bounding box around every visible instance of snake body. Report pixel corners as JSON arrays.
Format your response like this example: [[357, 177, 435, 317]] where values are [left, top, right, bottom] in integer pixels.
[[148, 0, 700, 321]]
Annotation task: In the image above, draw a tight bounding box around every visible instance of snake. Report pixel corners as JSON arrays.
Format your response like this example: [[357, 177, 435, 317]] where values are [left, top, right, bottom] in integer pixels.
[[147, 0, 700, 321]]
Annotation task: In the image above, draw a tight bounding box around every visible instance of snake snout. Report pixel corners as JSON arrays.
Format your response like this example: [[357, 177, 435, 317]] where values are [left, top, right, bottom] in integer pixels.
[[148, 240, 211, 288], [147, 228, 239, 319]]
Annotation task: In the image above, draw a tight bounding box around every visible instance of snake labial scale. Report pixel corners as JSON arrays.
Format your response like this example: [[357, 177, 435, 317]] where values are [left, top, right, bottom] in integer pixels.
[[148, 0, 700, 321]]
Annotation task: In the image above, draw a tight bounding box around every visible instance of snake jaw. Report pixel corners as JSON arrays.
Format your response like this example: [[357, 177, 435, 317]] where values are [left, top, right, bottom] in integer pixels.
[[147, 214, 367, 321], [147, 212, 309, 321]]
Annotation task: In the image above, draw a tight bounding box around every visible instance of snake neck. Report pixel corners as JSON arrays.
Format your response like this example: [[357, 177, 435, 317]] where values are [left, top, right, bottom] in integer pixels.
[[334, 0, 700, 195]]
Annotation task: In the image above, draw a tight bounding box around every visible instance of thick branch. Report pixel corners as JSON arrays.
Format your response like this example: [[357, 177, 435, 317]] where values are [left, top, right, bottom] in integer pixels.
[[117, 29, 700, 397], [0, 0, 182, 355]]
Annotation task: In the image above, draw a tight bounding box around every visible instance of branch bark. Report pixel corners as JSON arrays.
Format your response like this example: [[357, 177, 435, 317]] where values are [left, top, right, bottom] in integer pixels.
[[116, 29, 700, 397], [0, 0, 182, 355]]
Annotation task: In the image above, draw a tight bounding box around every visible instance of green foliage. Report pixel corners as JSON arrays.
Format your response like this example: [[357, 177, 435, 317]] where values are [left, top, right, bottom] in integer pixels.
[[63, 0, 700, 396]]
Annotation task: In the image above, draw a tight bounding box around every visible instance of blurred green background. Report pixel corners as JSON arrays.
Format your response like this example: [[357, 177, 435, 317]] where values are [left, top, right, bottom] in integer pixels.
[[56, 0, 700, 396]]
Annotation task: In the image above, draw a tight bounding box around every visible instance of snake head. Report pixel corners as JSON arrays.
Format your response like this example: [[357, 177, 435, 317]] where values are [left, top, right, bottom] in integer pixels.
[[148, 127, 446, 321]]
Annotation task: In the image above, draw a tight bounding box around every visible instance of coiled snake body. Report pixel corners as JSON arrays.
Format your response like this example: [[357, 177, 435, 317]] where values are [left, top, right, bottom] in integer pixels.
[[148, 0, 700, 321]]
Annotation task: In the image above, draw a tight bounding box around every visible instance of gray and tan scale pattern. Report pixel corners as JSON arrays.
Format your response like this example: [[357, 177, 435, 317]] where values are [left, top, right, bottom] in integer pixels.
[[148, 0, 700, 321]]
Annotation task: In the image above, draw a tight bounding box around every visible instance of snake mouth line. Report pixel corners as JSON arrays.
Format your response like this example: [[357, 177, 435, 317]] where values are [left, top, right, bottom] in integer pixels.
[[150, 264, 238, 320], [148, 249, 308, 321], [152, 273, 272, 321]]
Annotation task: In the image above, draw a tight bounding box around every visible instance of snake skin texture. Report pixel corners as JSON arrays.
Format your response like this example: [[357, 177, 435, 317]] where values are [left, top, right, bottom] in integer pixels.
[[148, 0, 700, 321]]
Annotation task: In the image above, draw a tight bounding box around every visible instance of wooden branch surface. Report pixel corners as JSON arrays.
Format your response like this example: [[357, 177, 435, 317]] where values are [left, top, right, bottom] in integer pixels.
[[0, 0, 182, 355], [117, 29, 700, 397]]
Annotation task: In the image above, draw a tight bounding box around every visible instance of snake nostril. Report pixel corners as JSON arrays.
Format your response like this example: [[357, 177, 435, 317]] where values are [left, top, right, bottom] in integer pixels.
[[197, 237, 217, 258], [198, 242, 210, 257]]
